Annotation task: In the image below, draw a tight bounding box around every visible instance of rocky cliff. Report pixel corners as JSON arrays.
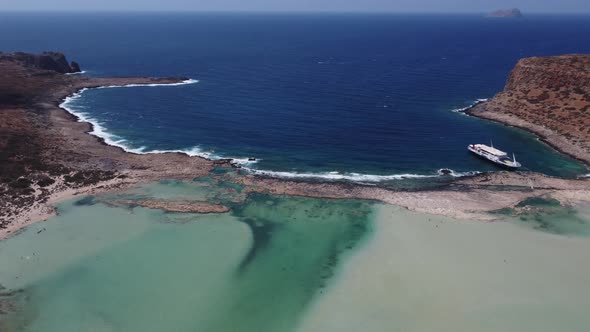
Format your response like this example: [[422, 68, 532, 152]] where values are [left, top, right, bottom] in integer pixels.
[[468, 54, 590, 165], [0, 51, 81, 74]]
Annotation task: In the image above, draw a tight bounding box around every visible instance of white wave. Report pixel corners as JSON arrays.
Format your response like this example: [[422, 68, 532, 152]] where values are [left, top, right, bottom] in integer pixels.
[[60, 82, 480, 184], [95, 79, 199, 89], [59, 80, 212, 157], [230, 158, 260, 166], [451, 98, 488, 113], [130, 146, 216, 159], [65, 70, 87, 75], [242, 168, 479, 182], [59, 80, 263, 167], [61, 91, 145, 153], [437, 169, 481, 177]]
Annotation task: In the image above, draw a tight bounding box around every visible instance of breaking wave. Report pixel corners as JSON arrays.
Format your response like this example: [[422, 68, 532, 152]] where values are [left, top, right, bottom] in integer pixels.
[[59, 79, 258, 166], [65, 70, 88, 75], [450, 98, 488, 113], [94, 79, 200, 89], [61, 84, 480, 183], [241, 168, 479, 182]]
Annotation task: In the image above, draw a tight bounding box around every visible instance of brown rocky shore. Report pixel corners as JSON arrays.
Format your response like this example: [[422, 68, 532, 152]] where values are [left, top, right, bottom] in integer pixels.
[[1, 52, 589, 239], [0, 52, 224, 236], [466, 54, 590, 165]]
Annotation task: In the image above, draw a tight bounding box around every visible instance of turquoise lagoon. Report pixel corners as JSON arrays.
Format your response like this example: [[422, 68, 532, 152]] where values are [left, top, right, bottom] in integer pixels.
[[0, 180, 374, 332], [2, 179, 590, 331]]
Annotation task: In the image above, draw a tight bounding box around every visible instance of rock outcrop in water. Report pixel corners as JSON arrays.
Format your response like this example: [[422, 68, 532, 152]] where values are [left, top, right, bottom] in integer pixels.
[[111, 199, 231, 214], [0, 51, 81, 74], [467, 54, 590, 165], [487, 8, 523, 18]]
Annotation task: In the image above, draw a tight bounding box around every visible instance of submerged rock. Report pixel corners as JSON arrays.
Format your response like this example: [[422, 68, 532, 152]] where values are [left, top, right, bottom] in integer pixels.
[[112, 199, 231, 214], [439, 168, 453, 176]]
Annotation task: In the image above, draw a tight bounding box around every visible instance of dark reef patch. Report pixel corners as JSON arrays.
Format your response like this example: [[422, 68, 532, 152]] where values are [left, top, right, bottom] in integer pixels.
[[73, 196, 96, 206], [236, 217, 277, 274]]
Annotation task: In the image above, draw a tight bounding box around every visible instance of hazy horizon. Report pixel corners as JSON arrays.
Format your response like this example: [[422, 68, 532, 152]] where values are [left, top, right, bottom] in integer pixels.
[[2, 0, 590, 14]]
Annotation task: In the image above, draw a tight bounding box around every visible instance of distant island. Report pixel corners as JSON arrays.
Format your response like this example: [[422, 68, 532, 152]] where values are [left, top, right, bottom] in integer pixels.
[[487, 8, 524, 18]]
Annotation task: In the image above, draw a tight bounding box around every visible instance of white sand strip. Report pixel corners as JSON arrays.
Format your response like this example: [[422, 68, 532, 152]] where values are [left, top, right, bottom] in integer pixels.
[[297, 204, 590, 332]]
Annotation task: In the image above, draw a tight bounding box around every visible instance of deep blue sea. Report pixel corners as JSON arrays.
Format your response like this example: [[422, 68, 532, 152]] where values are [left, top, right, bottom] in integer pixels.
[[2, 13, 589, 181]]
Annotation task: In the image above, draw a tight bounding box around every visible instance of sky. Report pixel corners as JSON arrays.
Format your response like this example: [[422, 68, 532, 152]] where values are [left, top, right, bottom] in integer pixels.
[[2, 0, 590, 13]]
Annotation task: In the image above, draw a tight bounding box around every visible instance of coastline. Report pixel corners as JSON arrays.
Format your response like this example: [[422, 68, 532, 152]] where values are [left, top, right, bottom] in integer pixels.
[[464, 54, 590, 169], [0, 61, 227, 238], [2, 56, 590, 240], [465, 102, 590, 168], [57, 79, 207, 156]]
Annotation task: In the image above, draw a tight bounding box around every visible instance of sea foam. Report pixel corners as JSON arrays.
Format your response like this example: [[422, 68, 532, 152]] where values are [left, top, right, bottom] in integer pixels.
[[450, 98, 488, 113], [60, 80, 205, 155], [65, 70, 88, 76], [94, 79, 199, 89], [59, 80, 264, 166], [241, 168, 479, 182]]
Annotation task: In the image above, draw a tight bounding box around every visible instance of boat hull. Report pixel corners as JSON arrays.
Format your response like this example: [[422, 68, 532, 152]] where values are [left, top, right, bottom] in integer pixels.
[[467, 145, 521, 169]]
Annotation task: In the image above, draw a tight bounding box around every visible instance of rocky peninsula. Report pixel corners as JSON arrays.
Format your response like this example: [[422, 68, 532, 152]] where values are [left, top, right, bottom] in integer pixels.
[[0, 52, 222, 236], [467, 55, 590, 165], [1, 52, 589, 239]]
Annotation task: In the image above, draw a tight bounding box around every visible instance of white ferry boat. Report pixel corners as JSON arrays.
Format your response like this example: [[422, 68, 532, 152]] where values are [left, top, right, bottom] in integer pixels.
[[467, 143, 521, 169]]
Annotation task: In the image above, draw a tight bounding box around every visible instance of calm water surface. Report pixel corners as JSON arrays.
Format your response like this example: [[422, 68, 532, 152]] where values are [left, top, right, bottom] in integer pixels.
[[1, 13, 588, 180], [0, 179, 373, 331]]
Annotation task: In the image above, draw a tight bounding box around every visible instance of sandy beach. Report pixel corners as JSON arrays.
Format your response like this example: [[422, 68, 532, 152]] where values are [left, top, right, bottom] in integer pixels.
[[297, 204, 590, 332]]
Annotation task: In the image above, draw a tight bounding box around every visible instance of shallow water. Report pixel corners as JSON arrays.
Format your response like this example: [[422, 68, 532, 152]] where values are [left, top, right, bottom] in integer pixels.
[[297, 204, 590, 332], [494, 197, 590, 236], [2, 180, 590, 331], [0, 181, 374, 332]]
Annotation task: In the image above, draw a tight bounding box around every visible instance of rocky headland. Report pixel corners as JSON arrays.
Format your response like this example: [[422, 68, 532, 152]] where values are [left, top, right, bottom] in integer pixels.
[[467, 55, 590, 165], [0, 51, 81, 74], [1, 52, 589, 239], [0, 52, 224, 236]]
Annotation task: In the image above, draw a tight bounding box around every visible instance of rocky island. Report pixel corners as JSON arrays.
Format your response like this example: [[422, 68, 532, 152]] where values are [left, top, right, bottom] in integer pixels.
[[487, 8, 524, 18], [1, 51, 589, 239]]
